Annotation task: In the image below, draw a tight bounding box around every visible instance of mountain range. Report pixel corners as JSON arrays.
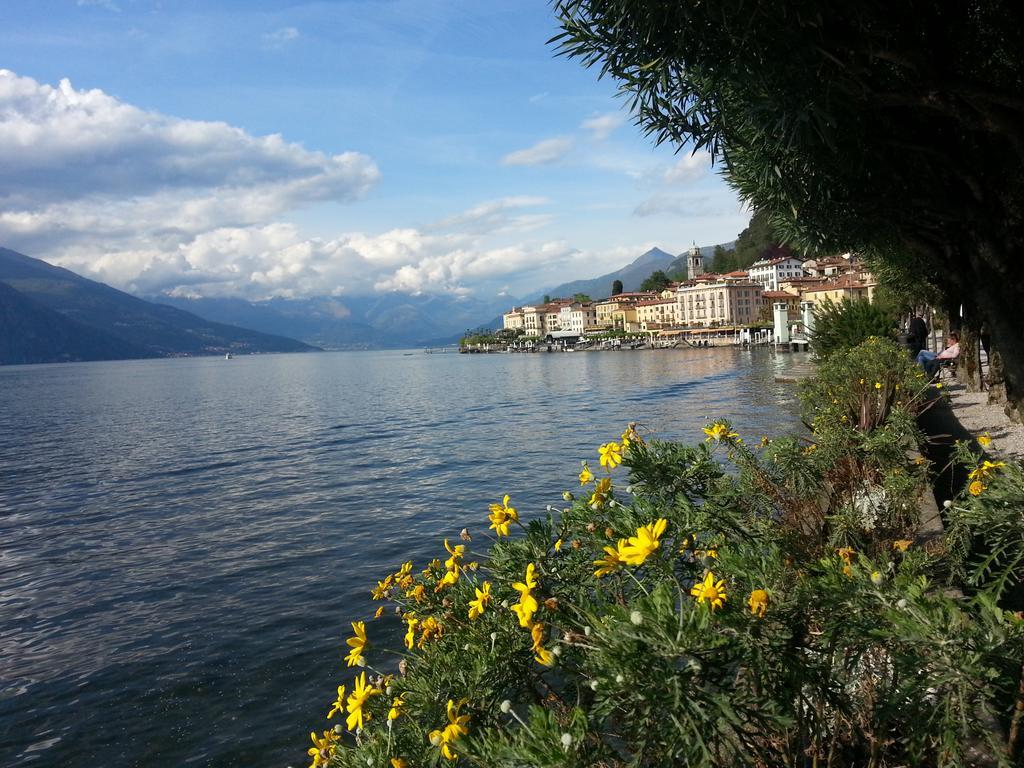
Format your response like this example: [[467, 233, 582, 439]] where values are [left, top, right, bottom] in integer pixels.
[[533, 244, 727, 303], [0, 247, 317, 365], [0, 241, 731, 365]]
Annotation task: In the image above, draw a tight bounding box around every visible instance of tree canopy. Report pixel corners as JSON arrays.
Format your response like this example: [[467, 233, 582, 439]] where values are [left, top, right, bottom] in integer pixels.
[[640, 270, 672, 292], [553, 0, 1024, 412], [611, 279, 623, 295]]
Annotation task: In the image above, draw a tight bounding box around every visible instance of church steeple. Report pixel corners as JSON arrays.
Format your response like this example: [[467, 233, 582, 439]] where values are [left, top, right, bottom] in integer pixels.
[[687, 242, 704, 278]]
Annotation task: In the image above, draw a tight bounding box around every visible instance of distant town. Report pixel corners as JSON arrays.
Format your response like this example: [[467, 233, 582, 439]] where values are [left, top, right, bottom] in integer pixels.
[[482, 246, 875, 350]]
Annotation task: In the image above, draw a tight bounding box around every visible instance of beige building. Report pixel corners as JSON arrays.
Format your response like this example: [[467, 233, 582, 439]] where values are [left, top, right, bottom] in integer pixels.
[[594, 292, 656, 331], [636, 298, 682, 330], [677, 279, 763, 327], [761, 290, 802, 322], [502, 308, 524, 331], [802, 273, 873, 307]]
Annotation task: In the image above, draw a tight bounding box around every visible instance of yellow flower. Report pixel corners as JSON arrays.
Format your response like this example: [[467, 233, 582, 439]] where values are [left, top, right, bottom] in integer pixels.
[[703, 422, 738, 442], [371, 575, 393, 600], [554, 538, 563, 552], [874, 382, 882, 390], [836, 547, 856, 565], [468, 581, 492, 620], [345, 671, 380, 732], [435, 566, 460, 592], [968, 459, 1005, 482], [593, 540, 627, 577], [892, 539, 913, 552], [760, 435, 771, 447], [598, 442, 623, 469], [344, 621, 368, 667], [374, 606, 384, 619], [327, 684, 347, 719], [308, 729, 339, 768], [406, 584, 426, 603], [391, 760, 408, 768], [443, 539, 465, 571], [511, 563, 539, 627], [935, 382, 943, 389], [388, 694, 405, 722], [530, 622, 555, 666], [977, 432, 992, 448], [578, 463, 595, 485], [620, 424, 642, 448], [690, 571, 727, 610], [618, 518, 668, 566], [488, 495, 519, 537], [395, 561, 413, 579], [403, 616, 419, 650], [588, 477, 612, 507], [748, 589, 769, 618], [429, 698, 470, 761], [969, 480, 986, 496], [418, 616, 443, 647]]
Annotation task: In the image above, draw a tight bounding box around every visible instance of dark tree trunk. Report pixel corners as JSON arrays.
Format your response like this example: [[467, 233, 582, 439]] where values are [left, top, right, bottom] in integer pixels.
[[967, 243, 1024, 422]]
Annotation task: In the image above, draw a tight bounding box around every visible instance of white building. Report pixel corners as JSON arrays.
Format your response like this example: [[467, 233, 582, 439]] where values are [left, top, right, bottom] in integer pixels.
[[502, 308, 524, 331], [748, 255, 806, 292], [557, 302, 598, 335]]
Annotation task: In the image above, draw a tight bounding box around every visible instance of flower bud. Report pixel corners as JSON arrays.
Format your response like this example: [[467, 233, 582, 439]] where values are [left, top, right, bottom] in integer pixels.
[[560, 733, 573, 750], [615, 674, 624, 684], [500, 699, 512, 713], [897, 598, 908, 609], [604, 527, 614, 539], [562, 491, 574, 502], [583, 625, 591, 637], [589, 679, 599, 690], [943, 499, 953, 509], [333, 724, 343, 734], [870, 571, 884, 586], [386, 685, 393, 695], [366, 758, 374, 766], [459, 528, 471, 541], [551, 644, 562, 657], [586, 523, 596, 533], [430, 733, 442, 746], [630, 610, 643, 626]]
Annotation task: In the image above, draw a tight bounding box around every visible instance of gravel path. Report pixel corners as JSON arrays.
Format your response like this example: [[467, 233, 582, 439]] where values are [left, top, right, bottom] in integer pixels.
[[943, 382, 1024, 460]]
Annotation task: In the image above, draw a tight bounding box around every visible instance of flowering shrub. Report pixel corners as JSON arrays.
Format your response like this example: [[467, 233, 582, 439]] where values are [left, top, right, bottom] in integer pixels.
[[305, 344, 1024, 768]]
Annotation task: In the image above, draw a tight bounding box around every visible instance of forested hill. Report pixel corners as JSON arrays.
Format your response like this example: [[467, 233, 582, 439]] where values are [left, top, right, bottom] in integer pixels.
[[0, 247, 318, 364]]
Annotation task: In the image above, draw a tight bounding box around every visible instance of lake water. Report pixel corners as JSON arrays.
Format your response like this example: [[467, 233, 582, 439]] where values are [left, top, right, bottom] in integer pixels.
[[0, 347, 809, 767]]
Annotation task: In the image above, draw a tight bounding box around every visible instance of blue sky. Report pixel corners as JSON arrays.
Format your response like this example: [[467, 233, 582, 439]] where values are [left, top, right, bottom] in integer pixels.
[[0, 0, 748, 299]]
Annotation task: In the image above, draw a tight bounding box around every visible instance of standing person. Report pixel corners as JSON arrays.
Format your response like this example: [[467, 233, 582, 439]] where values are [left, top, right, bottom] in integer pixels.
[[907, 313, 928, 356], [916, 331, 960, 378]]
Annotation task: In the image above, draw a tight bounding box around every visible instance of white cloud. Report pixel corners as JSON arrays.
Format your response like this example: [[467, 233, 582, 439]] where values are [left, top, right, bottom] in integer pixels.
[[501, 137, 574, 167], [262, 27, 300, 49], [662, 153, 709, 184], [0, 70, 377, 208], [430, 196, 552, 235], [580, 113, 625, 141], [633, 195, 723, 218]]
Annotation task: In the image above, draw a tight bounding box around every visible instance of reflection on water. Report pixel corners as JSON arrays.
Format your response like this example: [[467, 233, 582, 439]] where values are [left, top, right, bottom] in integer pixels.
[[0, 347, 809, 767]]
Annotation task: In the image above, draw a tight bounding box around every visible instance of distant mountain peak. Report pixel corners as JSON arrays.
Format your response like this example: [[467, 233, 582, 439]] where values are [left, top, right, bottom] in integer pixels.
[[633, 247, 674, 266]]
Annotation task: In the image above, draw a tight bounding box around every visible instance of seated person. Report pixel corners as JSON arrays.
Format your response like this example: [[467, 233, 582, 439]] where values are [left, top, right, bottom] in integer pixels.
[[916, 331, 960, 378]]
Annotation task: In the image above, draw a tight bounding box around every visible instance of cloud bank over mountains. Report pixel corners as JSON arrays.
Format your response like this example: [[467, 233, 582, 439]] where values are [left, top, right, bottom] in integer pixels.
[[0, 70, 731, 300]]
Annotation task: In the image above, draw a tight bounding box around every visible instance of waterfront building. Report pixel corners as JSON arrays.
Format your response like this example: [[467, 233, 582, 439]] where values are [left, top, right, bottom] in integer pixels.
[[760, 290, 802, 322], [502, 308, 524, 331], [558, 302, 598, 335], [803, 254, 856, 277], [749, 255, 807, 291], [636, 297, 682, 331], [677, 279, 763, 327], [802, 273, 874, 307], [594, 292, 657, 332]]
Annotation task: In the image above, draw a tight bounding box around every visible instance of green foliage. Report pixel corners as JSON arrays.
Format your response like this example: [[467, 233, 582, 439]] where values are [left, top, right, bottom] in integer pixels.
[[946, 442, 1024, 602], [461, 328, 522, 347], [549, 0, 1024, 410], [572, 293, 591, 303], [639, 270, 671, 292], [610, 279, 623, 296], [306, 340, 1024, 768], [810, 298, 898, 358]]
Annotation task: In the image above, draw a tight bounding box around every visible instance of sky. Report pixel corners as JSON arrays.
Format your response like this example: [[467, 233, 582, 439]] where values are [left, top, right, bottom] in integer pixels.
[[0, 0, 750, 300]]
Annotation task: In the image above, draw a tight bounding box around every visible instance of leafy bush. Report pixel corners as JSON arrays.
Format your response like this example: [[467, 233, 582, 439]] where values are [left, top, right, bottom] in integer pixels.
[[810, 297, 898, 359], [304, 344, 1024, 768]]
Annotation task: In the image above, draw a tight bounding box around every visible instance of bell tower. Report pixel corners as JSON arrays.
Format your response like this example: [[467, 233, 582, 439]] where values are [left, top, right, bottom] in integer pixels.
[[687, 243, 704, 278]]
